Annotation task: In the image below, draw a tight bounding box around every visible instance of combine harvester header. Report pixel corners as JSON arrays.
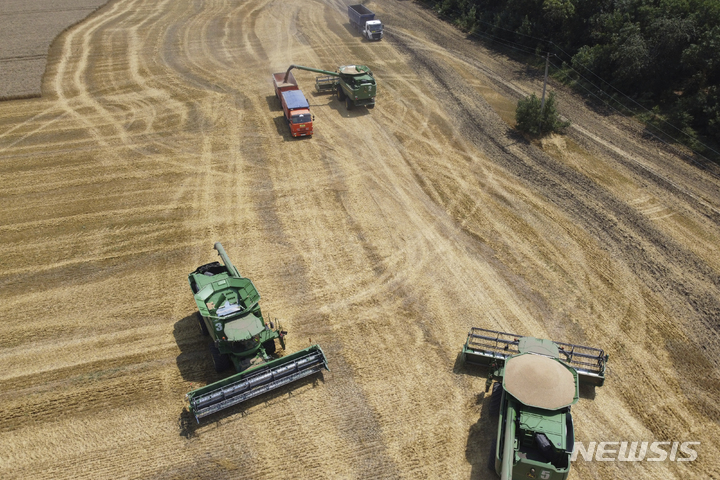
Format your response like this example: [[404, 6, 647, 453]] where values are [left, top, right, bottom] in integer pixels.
[[185, 243, 328, 421], [187, 345, 328, 420], [463, 327, 608, 386]]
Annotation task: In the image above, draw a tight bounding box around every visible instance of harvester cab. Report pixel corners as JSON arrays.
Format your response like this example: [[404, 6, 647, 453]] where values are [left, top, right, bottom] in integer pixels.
[[462, 327, 608, 480], [185, 243, 328, 421]]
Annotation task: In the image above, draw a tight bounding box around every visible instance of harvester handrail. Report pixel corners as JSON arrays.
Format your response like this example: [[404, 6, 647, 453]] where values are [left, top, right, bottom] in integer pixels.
[[203, 302, 259, 321]]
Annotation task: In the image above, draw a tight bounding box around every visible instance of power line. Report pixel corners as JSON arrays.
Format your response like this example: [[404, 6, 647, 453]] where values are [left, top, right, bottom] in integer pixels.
[[468, 30, 545, 57], [548, 57, 720, 160], [432, 8, 551, 57], [548, 59, 720, 175], [471, 17, 553, 46], [432, 9, 720, 163]]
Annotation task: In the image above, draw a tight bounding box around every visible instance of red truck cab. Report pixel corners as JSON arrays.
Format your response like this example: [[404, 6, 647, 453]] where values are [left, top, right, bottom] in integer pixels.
[[272, 72, 314, 137]]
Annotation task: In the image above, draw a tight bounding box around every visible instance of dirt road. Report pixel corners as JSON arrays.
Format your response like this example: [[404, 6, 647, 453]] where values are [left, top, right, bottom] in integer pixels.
[[1, 0, 719, 478]]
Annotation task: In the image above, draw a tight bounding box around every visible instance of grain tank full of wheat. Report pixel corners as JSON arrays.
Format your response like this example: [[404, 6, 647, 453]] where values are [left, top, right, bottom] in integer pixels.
[[185, 242, 328, 421], [462, 327, 608, 480]]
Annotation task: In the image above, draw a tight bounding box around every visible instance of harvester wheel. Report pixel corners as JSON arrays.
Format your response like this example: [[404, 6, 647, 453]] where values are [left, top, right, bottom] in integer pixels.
[[345, 97, 354, 110], [263, 339, 277, 355], [197, 312, 209, 336], [487, 440, 497, 471], [337, 86, 346, 101], [488, 381, 502, 417], [210, 343, 231, 372]]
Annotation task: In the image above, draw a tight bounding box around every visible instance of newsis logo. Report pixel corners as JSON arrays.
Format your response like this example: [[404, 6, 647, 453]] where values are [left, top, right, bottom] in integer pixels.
[[571, 442, 700, 462]]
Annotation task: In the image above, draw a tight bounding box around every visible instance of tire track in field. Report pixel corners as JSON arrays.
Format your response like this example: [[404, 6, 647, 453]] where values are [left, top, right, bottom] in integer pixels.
[[256, 9, 545, 474], [382, 9, 720, 475], [388, 10, 720, 349], [3, 1, 720, 478], [264, 3, 587, 474], [51, 0, 198, 167], [150, 2, 406, 475]]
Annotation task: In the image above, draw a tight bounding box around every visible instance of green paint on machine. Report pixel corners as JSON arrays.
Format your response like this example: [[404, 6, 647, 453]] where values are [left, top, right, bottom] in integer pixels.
[[185, 243, 328, 421], [461, 327, 608, 480]]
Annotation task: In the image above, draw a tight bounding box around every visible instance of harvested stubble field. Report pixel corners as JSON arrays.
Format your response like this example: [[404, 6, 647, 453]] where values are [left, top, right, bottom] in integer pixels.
[[1, 0, 719, 479], [0, 0, 108, 99]]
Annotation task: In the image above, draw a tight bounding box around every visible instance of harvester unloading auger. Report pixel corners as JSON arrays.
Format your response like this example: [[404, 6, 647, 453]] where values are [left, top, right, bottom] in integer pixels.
[[462, 327, 608, 480], [283, 64, 377, 110], [185, 243, 328, 421]]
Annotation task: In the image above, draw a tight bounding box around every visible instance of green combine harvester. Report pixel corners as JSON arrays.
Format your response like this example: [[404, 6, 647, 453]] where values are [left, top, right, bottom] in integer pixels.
[[185, 243, 328, 421], [282, 64, 376, 110], [462, 327, 608, 480]]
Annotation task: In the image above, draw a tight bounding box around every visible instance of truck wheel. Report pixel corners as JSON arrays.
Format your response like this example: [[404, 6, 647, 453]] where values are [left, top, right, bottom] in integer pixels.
[[197, 312, 209, 336], [345, 97, 354, 110], [337, 85, 346, 101], [367, 103, 375, 109], [488, 381, 502, 417], [210, 343, 231, 372], [262, 339, 277, 355]]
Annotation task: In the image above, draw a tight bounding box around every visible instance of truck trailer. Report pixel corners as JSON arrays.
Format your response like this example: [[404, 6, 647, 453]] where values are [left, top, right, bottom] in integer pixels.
[[348, 4, 383, 41], [272, 71, 314, 137]]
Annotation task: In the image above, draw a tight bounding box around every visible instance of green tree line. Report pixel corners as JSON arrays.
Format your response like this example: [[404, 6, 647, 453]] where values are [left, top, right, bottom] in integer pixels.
[[426, 0, 720, 157]]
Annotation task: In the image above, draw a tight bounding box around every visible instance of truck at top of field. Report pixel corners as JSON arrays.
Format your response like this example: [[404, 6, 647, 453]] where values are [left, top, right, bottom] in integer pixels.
[[272, 71, 314, 137], [348, 4, 383, 41]]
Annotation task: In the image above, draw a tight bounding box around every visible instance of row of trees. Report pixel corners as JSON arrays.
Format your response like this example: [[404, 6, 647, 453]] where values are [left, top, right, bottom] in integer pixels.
[[425, 0, 720, 154]]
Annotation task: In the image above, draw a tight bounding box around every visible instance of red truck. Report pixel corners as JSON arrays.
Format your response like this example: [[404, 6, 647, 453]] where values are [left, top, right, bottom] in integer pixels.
[[272, 71, 313, 137]]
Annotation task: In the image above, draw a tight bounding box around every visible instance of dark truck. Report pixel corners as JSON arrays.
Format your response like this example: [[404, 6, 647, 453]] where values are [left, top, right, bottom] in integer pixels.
[[348, 4, 383, 41], [272, 71, 314, 137]]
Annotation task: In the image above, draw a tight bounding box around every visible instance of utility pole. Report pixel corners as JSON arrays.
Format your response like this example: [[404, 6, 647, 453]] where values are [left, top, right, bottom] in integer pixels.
[[540, 51, 550, 114]]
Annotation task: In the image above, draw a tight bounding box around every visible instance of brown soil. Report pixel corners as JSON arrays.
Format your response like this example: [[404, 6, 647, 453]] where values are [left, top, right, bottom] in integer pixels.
[[1, 0, 719, 478]]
